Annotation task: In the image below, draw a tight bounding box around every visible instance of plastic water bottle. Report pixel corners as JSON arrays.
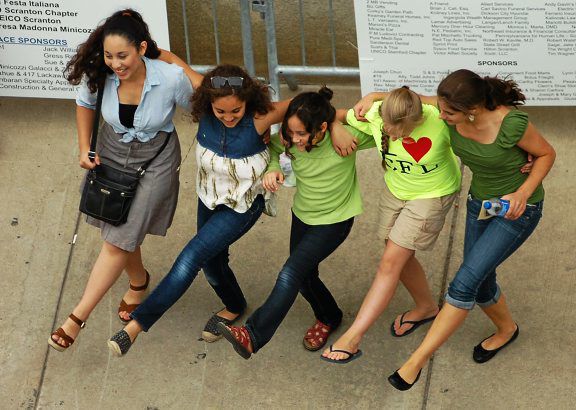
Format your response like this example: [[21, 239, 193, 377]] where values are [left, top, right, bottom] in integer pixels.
[[483, 198, 510, 217], [279, 153, 296, 187]]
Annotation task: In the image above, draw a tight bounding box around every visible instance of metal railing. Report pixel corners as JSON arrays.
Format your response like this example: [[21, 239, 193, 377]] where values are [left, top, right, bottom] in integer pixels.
[[255, 0, 359, 100], [179, 0, 257, 76], [178, 0, 359, 100]]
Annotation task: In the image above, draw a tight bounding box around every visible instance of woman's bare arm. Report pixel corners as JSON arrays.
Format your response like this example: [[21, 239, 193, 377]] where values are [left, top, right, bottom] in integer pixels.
[[502, 122, 555, 219], [158, 49, 203, 89]]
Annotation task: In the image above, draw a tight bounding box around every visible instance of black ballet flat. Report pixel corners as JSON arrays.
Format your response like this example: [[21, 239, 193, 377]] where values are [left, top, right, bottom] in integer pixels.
[[388, 368, 422, 391], [473, 325, 519, 364]]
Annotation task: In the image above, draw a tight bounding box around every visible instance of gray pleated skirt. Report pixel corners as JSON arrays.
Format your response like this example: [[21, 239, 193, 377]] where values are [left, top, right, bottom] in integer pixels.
[[84, 123, 181, 252]]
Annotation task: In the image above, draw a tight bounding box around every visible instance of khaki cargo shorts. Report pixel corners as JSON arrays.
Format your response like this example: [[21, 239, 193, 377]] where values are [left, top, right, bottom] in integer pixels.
[[377, 183, 458, 251]]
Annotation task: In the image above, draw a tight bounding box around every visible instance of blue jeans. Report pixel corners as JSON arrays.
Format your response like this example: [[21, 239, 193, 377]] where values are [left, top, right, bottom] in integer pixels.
[[445, 195, 543, 310], [131, 196, 264, 331], [246, 213, 353, 352]]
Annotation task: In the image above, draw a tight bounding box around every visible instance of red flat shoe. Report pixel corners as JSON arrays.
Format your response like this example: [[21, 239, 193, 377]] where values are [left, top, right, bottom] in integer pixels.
[[217, 323, 252, 359], [303, 320, 335, 351]]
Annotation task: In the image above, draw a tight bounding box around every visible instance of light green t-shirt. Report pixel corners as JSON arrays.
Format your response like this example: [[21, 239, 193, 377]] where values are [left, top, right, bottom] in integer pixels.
[[267, 126, 375, 225], [346, 102, 461, 200]]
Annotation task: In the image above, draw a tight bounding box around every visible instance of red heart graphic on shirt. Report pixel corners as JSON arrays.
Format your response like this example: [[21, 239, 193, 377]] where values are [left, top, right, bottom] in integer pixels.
[[402, 137, 431, 163]]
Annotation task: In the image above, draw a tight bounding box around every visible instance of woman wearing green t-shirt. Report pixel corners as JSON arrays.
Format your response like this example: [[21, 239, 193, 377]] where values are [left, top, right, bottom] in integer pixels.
[[217, 87, 377, 358], [322, 86, 462, 363], [384, 70, 555, 390]]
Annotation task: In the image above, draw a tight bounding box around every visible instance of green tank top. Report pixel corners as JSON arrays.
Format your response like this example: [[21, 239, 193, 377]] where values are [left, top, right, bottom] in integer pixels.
[[448, 110, 544, 203]]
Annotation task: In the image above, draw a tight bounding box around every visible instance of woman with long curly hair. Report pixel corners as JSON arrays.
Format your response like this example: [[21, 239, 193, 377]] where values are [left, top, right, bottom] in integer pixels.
[[106, 64, 294, 356], [48, 9, 202, 352]]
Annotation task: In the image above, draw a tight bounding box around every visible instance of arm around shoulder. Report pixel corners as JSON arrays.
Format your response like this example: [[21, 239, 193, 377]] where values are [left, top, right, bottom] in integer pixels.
[[336, 108, 349, 123], [345, 125, 376, 151], [419, 94, 438, 106], [353, 91, 390, 120], [330, 121, 358, 156], [158, 49, 203, 89], [254, 98, 292, 134]]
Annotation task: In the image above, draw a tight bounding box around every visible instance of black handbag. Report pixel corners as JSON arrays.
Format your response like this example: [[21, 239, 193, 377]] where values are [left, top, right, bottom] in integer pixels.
[[79, 89, 171, 226]]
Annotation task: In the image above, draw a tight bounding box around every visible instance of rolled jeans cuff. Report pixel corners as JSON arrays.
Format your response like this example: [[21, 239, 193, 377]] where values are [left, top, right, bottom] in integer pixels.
[[476, 285, 501, 308], [444, 293, 476, 310], [130, 312, 151, 332]]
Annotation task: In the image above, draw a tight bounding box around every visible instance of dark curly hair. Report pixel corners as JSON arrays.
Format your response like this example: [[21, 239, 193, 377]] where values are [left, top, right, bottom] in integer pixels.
[[437, 69, 526, 113], [190, 64, 273, 122], [65, 9, 160, 92], [281, 86, 335, 157]]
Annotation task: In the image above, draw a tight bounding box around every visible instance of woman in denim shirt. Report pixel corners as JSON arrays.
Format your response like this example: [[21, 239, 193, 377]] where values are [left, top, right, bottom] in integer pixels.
[[386, 70, 556, 390], [48, 9, 203, 352], [106, 64, 294, 356]]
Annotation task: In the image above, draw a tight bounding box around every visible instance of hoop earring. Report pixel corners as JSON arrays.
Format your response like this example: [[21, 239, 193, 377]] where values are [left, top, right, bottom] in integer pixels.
[[468, 114, 475, 122]]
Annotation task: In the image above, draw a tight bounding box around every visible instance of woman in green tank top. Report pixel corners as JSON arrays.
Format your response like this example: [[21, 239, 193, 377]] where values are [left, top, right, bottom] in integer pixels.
[[385, 69, 556, 390]]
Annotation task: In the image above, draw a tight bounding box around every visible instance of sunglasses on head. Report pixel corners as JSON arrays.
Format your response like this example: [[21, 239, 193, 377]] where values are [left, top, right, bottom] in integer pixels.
[[210, 76, 244, 89]]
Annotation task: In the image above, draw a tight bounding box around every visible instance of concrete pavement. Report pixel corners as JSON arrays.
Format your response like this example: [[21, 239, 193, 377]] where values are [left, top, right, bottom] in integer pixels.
[[1, 89, 574, 409]]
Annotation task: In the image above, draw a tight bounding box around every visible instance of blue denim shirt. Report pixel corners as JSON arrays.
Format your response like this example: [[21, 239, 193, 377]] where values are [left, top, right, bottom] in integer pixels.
[[197, 113, 266, 159], [76, 57, 193, 143]]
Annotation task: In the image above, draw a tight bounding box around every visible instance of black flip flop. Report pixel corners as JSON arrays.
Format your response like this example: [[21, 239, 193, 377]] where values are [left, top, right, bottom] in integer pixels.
[[390, 311, 437, 338], [320, 345, 363, 364]]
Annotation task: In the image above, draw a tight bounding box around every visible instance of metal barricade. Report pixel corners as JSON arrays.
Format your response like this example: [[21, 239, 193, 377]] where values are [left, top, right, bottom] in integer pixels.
[[177, 0, 359, 100], [179, 0, 256, 76], [253, 0, 359, 100]]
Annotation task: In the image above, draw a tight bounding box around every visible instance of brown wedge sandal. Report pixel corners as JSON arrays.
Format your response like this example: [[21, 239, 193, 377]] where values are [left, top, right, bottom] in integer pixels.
[[118, 270, 150, 324], [47, 313, 86, 352]]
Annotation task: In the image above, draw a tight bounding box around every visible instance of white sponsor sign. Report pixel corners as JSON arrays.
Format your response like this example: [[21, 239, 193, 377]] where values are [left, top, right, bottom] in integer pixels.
[[353, 0, 576, 105], [0, 1, 169, 99]]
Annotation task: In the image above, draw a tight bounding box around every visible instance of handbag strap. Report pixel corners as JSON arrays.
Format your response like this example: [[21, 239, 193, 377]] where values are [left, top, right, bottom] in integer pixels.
[[136, 132, 172, 176], [88, 88, 104, 161], [87, 87, 171, 175]]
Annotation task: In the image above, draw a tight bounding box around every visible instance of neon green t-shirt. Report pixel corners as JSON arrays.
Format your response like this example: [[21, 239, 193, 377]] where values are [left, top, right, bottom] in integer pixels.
[[346, 102, 461, 200], [267, 126, 375, 225]]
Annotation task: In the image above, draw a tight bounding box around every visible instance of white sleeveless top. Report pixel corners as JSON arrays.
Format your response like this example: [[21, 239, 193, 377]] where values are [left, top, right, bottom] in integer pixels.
[[195, 145, 270, 212]]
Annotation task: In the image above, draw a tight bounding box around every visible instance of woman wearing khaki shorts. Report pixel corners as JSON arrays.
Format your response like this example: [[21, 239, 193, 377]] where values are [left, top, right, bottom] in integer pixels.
[[322, 87, 461, 363]]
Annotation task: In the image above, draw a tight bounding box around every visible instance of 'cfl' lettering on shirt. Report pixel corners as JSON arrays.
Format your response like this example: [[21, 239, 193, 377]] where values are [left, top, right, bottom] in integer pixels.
[[384, 152, 439, 174]]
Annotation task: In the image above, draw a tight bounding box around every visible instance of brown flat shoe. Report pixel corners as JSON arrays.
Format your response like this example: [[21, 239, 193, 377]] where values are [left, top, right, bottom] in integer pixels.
[[118, 270, 150, 324], [47, 313, 86, 352]]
